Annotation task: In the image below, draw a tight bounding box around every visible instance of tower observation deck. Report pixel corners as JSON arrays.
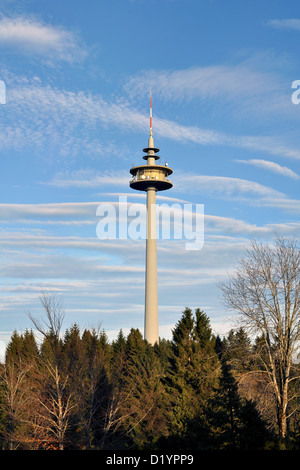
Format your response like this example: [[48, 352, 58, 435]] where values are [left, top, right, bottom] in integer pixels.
[[129, 93, 173, 345]]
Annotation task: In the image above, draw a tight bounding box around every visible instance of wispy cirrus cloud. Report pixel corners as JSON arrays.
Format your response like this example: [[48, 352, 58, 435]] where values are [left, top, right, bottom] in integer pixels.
[[236, 159, 299, 179], [0, 16, 87, 63], [125, 62, 279, 102], [173, 172, 300, 212], [1, 204, 300, 249], [0, 201, 99, 222], [124, 55, 299, 129], [45, 169, 130, 188], [267, 19, 300, 31], [44, 168, 293, 208], [174, 173, 285, 199], [2, 70, 300, 164]]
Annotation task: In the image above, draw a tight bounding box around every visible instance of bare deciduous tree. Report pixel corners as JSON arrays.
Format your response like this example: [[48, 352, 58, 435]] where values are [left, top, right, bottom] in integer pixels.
[[28, 292, 76, 449], [34, 360, 77, 450], [0, 362, 32, 449], [219, 237, 300, 440], [28, 291, 64, 362]]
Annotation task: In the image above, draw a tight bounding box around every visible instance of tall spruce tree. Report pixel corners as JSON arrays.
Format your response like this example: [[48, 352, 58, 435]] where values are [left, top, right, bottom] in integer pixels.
[[120, 338, 168, 449], [223, 328, 252, 372], [207, 360, 273, 450], [164, 308, 220, 448], [5, 330, 39, 366]]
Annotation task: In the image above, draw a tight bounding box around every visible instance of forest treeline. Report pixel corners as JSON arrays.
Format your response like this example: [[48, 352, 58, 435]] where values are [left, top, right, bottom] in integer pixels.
[[1, 302, 300, 451]]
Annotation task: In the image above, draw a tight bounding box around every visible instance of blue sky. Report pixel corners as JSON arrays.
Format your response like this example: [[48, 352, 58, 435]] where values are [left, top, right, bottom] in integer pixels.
[[0, 0, 300, 359]]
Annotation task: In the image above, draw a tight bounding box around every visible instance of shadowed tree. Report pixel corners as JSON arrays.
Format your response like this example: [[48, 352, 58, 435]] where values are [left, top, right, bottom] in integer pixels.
[[207, 360, 273, 450], [164, 308, 220, 447]]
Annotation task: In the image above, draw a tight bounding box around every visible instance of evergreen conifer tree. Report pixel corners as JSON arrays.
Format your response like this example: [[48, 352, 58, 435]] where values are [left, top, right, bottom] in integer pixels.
[[117, 330, 168, 449], [163, 308, 220, 448], [5, 330, 39, 366], [207, 360, 272, 450]]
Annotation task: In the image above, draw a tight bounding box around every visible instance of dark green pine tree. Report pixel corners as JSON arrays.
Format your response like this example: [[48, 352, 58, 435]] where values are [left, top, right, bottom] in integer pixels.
[[111, 329, 127, 357], [21, 330, 39, 362], [223, 328, 253, 372], [81, 328, 104, 366], [207, 360, 272, 450], [209, 360, 241, 449], [5, 331, 24, 365], [117, 329, 168, 449], [166, 308, 196, 437], [163, 308, 220, 449], [214, 334, 227, 359], [190, 309, 220, 399], [110, 329, 127, 383], [93, 329, 129, 450], [65, 326, 111, 450], [125, 328, 147, 358], [62, 323, 84, 375], [5, 329, 39, 365], [39, 328, 63, 367]]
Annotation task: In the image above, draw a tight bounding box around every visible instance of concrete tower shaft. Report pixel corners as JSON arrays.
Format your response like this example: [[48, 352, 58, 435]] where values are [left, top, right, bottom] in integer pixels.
[[129, 94, 173, 345]]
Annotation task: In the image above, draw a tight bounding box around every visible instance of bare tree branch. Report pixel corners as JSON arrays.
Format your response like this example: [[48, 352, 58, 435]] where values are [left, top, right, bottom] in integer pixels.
[[219, 236, 300, 439]]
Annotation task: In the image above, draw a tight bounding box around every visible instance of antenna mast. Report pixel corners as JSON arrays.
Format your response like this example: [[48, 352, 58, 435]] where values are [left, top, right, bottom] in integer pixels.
[[150, 90, 153, 136]]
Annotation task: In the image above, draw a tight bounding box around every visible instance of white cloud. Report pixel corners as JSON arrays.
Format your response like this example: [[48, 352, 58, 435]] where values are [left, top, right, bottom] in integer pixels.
[[236, 159, 299, 179], [124, 57, 300, 139], [1, 200, 300, 252], [0, 207, 299, 352], [0, 201, 99, 220], [171, 172, 300, 212], [235, 135, 300, 160], [205, 215, 300, 237], [125, 63, 279, 102], [267, 19, 300, 31], [2, 80, 148, 158], [46, 169, 130, 188], [0, 16, 86, 63], [255, 197, 300, 212], [174, 173, 284, 198], [1, 76, 300, 161]]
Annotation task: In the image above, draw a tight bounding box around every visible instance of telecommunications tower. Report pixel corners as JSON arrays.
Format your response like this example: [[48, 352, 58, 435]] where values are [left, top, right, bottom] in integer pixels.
[[129, 93, 173, 345]]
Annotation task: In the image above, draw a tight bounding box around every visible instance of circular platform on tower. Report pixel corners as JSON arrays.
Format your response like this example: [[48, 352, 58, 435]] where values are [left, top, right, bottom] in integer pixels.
[[130, 164, 173, 191]]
